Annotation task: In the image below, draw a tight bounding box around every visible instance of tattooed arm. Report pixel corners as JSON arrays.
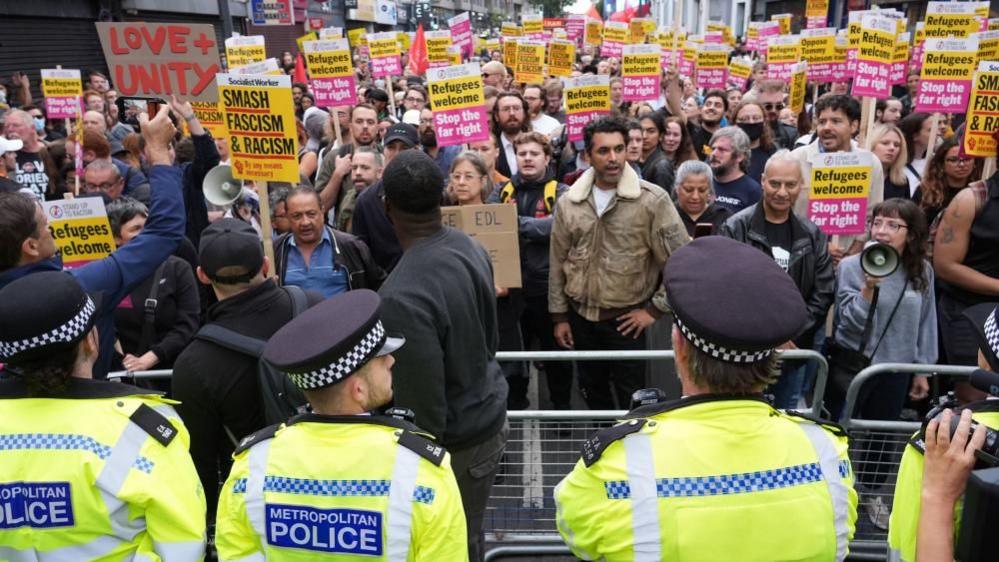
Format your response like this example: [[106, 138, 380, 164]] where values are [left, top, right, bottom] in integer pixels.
[[933, 188, 999, 296]]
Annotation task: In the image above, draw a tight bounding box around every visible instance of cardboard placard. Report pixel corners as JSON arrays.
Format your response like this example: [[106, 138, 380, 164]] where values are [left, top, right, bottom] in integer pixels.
[[601, 21, 628, 58], [43, 198, 116, 269], [585, 19, 603, 46], [40, 69, 82, 119], [563, 74, 610, 142], [808, 151, 874, 236], [232, 58, 282, 76], [303, 39, 357, 107], [426, 63, 490, 147], [806, 0, 829, 29], [95, 22, 222, 101], [441, 204, 521, 288], [218, 73, 299, 183]]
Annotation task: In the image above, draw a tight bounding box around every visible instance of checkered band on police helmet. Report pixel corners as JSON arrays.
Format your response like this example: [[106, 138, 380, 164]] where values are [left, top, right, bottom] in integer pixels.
[[0, 296, 96, 362], [985, 309, 998, 361], [675, 315, 773, 364], [286, 321, 387, 390]]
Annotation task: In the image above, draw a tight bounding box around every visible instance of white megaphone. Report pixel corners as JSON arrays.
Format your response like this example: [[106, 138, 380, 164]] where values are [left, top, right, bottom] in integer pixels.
[[860, 241, 900, 278], [202, 165, 243, 206]]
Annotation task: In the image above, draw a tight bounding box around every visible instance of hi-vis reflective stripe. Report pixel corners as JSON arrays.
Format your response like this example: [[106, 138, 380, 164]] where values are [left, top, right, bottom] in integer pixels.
[[229, 477, 435, 503], [888, 548, 905, 562], [800, 424, 852, 562], [153, 540, 208, 561], [386, 444, 420, 561], [220, 553, 267, 562], [623, 433, 661, 562], [0, 535, 127, 561], [244, 440, 272, 538], [553, 480, 596, 561]]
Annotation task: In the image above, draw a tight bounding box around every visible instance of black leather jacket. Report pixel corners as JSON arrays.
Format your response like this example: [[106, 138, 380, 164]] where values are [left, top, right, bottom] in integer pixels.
[[719, 203, 835, 345], [640, 147, 676, 196]]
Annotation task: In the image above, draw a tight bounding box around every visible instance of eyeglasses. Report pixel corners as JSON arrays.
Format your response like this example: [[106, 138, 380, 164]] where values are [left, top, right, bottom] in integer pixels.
[[450, 173, 486, 183], [945, 157, 973, 165], [84, 182, 118, 191], [405, 96, 424, 102], [762, 103, 785, 111], [869, 218, 908, 232]]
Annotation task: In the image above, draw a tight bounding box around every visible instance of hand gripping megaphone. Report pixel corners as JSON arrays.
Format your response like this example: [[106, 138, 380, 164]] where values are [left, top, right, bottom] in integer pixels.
[[202, 165, 243, 206], [860, 241, 900, 278]]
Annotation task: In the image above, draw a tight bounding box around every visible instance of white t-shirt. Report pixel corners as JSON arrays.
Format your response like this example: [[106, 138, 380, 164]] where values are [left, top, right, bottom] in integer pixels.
[[501, 133, 518, 176], [592, 187, 616, 217], [532, 114, 561, 137]]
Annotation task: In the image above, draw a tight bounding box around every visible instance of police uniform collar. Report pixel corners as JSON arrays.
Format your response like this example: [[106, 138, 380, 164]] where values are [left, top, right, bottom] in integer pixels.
[[0, 376, 164, 400], [287, 412, 425, 434], [625, 392, 772, 419]]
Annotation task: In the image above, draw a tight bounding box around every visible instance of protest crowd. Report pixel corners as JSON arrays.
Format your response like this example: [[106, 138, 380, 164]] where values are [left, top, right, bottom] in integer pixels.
[[3, 2, 999, 561]]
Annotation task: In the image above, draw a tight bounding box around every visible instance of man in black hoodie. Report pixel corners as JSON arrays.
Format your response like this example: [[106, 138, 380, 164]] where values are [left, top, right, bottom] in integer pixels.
[[488, 131, 572, 409]]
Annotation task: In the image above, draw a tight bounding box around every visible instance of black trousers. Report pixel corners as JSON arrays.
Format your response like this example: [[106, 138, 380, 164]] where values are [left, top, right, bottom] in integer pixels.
[[569, 309, 647, 410], [521, 294, 573, 408], [496, 292, 528, 409]]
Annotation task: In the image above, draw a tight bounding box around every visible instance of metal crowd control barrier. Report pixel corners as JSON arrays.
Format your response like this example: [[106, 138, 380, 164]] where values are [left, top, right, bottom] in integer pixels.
[[837, 363, 977, 561]]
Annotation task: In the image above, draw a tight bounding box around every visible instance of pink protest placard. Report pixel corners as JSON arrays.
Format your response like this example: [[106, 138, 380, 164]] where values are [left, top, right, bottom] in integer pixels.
[[807, 152, 875, 236], [448, 12, 473, 60], [916, 38, 979, 114], [303, 39, 358, 107], [566, 15, 586, 45], [367, 32, 402, 78], [695, 44, 730, 90], [621, 44, 661, 102], [889, 33, 910, 86], [757, 22, 780, 55], [426, 63, 490, 147], [851, 15, 895, 98], [40, 69, 83, 119], [563, 74, 610, 142]]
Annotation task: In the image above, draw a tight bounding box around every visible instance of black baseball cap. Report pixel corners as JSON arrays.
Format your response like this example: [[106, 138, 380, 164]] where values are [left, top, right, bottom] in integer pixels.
[[383, 123, 418, 148], [366, 88, 389, 103], [198, 218, 264, 284]]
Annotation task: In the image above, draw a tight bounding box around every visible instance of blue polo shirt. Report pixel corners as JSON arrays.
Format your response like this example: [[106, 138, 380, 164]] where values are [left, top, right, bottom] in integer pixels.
[[284, 227, 349, 298]]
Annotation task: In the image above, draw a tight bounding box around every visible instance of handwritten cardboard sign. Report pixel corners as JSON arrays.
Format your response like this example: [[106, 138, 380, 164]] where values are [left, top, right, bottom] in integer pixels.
[[95, 22, 221, 101], [441, 204, 522, 288]]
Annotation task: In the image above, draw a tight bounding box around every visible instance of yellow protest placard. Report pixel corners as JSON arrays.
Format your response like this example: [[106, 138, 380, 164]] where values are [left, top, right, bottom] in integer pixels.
[[368, 34, 400, 59], [859, 15, 897, 65], [502, 22, 522, 37], [515, 40, 546, 84], [347, 27, 367, 49], [40, 69, 82, 120], [808, 152, 874, 235], [728, 57, 754, 89], [192, 101, 227, 138], [921, 40, 978, 82], [42, 198, 116, 268], [772, 13, 792, 35], [503, 39, 518, 68], [789, 62, 808, 113], [603, 21, 628, 44], [585, 19, 603, 45], [563, 74, 610, 142], [398, 31, 411, 52], [800, 28, 837, 64], [630, 18, 653, 43], [925, 2, 981, 39], [225, 36, 266, 69], [548, 40, 575, 77], [485, 38, 500, 53], [426, 64, 486, 112], [303, 39, 357, 106], [296, 32, 318, 54], [806, 0, 829, 19], [448, 45, 462, 66], [975, 30, 999, 62], [523, 14, 543, 36], [218, 73, 299, 184], [426, 31, 453, 67], [990, 18, 999, 31], [767, 36, 801, 64], [963, 61, 999, 157], [319, 27, 344, 39]]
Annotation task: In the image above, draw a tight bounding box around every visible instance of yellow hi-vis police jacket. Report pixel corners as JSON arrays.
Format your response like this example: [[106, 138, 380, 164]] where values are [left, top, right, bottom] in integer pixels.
[[215, 414, 468, 561], [554, 395, 858, 562], [0, 377, 206, 561], [887, 404, 999, 562]]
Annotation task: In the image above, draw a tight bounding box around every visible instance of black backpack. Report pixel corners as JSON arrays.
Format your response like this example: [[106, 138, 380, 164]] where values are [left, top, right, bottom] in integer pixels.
[[194, 285, 310, 427]]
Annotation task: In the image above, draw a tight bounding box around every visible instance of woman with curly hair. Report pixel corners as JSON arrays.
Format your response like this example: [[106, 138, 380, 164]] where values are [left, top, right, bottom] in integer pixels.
[[662, 115, 698, 167], [920, 136, 983, 226]]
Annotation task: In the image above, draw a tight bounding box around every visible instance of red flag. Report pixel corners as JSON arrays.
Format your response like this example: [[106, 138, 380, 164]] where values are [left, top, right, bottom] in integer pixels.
[[587, 4, 601, 21], [408, 23, 429, 76], [634, 4, 650, 17], [294, 51, 308, 83], [610, 7, 636, 22]]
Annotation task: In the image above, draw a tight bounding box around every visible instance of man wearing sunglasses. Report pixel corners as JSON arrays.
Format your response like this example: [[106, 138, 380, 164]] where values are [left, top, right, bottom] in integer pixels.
[[755, 80, 801, 150]]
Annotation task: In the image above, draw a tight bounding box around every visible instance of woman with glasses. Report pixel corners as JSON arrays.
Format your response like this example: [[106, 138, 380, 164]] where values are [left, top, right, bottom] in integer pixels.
[[733, 101, 776, 184], [828, 199, 936, 528], [867, 124, 921, 203], [920, 136, 983, 226], [446, 151, 492, 206]]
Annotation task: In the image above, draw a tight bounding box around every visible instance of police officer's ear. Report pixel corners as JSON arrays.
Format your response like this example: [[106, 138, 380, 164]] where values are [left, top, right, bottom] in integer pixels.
[[195, 266, 212, 286], [671, 325, 690, 364], [80, 327, 100, 363]]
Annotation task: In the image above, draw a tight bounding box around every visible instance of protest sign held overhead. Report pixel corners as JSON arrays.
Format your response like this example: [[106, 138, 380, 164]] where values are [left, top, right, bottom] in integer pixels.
[[232, 58, 282, 75], [695, 44, 730, 90], [192, 101, 227, 138], [426, 62, 490, 147], [728, 57, 753, 91], [916, 38, 979, 113], [806, 0, 829, 29], [515, 40, 546, 84], [319, 27, 343, 39], [808, 151, 875, 236], [789, 62, 808, 114], [224, 36, 266, 69], [766, 35, 801, 81], [218, 73, 299, 184], [621, 44, 660, 102], [368, 32, 402, 78], [800, 27, 837, 83], [303, 39, 357, 107], [40, 69, 82, 119], [95, 22, 221, 101], [43, 198, 116, 270], [564, 74, 610, 143], [963, 61, 999, 157], [425, 30, 452, 69], [448, 12, 473, 60], [548, 41, 576, 78], [585, 19, 603, 46], [522, 14, 543, 38], [852, 15, 896, 99], [602, 21, 627, 58], [924, 1, 982, 39]]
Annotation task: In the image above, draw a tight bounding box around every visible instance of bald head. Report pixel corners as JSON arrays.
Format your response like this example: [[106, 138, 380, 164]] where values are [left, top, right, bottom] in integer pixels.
[[482, 61, 507, 88], [83, 111, 107, 134]]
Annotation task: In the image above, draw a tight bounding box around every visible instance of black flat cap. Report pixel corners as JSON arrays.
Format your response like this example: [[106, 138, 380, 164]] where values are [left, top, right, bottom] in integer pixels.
[[0, 271, 101, 364], [199, 218, 264, 283], [664, 236, 808, 363], [964, 303, 999, 372], [263, 289, 404, 390]]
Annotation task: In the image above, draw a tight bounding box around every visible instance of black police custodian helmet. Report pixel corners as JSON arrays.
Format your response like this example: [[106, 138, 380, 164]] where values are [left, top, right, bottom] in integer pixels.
[[263, 289, 404, 390], [664, 236, 808, 363], [0, 271, 102, 364], [963, 303, 999, 372]]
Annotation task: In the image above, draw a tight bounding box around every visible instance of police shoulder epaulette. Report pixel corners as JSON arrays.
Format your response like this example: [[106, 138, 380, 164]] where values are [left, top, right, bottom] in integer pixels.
[[129, 403, 178, 447], [397, 430, 445, 467], [234, 424, 281, 455], [782, 410, 849, 438], [581, 418, 647, 467]]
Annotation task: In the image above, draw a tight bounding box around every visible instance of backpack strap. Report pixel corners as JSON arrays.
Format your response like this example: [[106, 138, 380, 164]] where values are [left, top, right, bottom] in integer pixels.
[[498, 181, 515, 204], [195, 324, 265, 357], [139, 261, 169, 355], [543, 179, 557, 214]]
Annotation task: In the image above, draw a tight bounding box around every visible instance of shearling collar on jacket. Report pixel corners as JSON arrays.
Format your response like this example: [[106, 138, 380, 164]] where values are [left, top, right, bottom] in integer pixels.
[[566, 163, 643, 203]]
